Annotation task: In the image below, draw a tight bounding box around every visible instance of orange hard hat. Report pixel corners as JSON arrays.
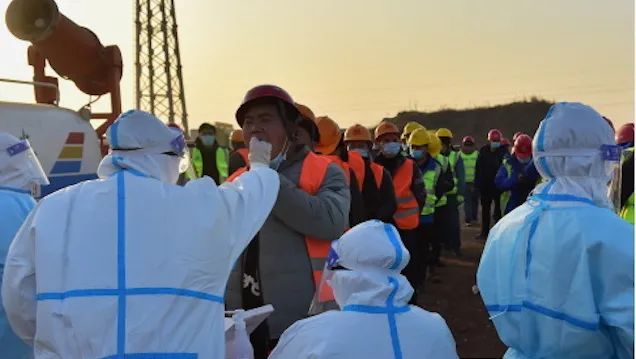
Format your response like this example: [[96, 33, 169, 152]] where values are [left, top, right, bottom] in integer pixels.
[[344, 124, 372, 142], [616, 123, 634, 145], [230, 129, 244, 143], [374, 121, 400, 141], [315, 116, 342, 155], [296, 103, 320, 142], [296, 103, 316, 122]]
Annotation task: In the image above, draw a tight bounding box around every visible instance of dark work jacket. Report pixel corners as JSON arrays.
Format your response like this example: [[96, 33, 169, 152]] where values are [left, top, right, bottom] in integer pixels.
[[475, 145, 507, 194], [361, 158, 397, 223]]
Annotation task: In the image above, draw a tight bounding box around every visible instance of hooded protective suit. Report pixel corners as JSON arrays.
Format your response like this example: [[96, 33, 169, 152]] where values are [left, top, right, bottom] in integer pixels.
[[0, 133, 47, 359], [477, 102, 634, 359], [270, 220, 458, 359], [1, 111, 279, 358]]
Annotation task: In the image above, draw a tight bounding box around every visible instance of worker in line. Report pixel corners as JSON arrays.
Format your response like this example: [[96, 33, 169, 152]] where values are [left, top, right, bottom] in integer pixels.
[[616, 123, 634, 224], [0, 133, 49, 359], [501, 137, 511, 154], [478, 102, 634, 358], [401, 121, 424, 155], [225, 85, 350, 357], [228, 128, 248, 176], [293, 103, 320, 151], [344, 124, 397, 223], [437, 128, 465, 256], [495, 134, 537, 215], [270, 220, 459, 359], [474, 129, 507, 240], [191, 122, 229, 183], [460, 136, 479, 226], [2, 110, 280, 358], [374, 121, 425, 303], [408, 128, 441, 295], [427, 131, 454, 273], [314, 115, 365, 227]]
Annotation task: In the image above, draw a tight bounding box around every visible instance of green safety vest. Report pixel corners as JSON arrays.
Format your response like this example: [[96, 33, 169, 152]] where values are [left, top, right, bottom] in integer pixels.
[[435, 154, 448, 207], [191, 146, 229, 182], [500, 160, 513, 213], [620, 147, 634, 224], [460, 151, 478, 183], [421, 161, 441, 216], [446, 151, 460, 195]]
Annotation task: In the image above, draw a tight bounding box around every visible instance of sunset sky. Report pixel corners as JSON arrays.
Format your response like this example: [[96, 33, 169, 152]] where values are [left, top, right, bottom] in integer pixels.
[[0, 0, 633, 132]]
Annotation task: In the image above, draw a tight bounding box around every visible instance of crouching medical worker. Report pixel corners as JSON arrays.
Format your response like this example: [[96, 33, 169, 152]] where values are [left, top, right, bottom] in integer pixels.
[[270, 220, 458, 359], [0, 133, 49, 359], [477, 102, 634, 359], [1, 110, 279, 358]]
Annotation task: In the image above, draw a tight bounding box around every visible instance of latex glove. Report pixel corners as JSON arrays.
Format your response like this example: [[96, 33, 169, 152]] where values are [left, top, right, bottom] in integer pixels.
[[248, 137, 272, 168]]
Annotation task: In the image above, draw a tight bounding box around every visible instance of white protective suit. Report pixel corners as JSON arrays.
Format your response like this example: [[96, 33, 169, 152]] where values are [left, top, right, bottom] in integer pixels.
[[270, 220, 458, 359], [0, 133, 45, 359], [1, 110, 280, 358], [477, 102, 634, 359]]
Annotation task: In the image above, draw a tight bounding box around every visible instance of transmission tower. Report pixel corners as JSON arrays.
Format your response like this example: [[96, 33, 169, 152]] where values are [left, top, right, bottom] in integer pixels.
[[135, 0, 189, 134]]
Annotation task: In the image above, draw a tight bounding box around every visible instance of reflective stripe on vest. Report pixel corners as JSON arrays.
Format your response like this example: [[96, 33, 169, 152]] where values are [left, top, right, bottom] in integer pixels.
[[435, 155, 448, 207], [621, 192, 634, 225], [422, 162, 441, 216], [460, 151, 478, 183], [391, 158, 420, 230], [227, 152, 337, 302]]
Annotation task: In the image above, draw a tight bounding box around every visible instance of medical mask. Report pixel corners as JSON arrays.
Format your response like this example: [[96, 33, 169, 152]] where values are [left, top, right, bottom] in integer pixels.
[[382, 142, 402, 157], [200, 135, 216, 147], [270, 138, 289, 170], [410, 149, 426, 160], [351, 148, 369, 158], [518, 156, 531, 164], [490, 142, 501, 150]]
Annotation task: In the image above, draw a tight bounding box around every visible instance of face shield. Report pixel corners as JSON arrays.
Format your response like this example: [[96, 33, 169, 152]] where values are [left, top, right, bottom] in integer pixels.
[[308, 242, 341, 315], [4, 140, 50, 192], [169, 132, 190, 174]]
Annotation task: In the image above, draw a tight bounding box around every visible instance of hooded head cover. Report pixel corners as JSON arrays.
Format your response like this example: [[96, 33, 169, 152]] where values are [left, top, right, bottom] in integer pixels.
[[0, 132, 50, 192], [328, 220, 413, 308], [532, 102, 616, 208], [98, 110, 187, 183]]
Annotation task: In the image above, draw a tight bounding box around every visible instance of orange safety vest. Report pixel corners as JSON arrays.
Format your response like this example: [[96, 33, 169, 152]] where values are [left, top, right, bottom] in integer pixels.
[[236, 148, 248, 165], [227, 152, 336, 302], [348, 151, 383, 192], [391, 158, 420, 230]]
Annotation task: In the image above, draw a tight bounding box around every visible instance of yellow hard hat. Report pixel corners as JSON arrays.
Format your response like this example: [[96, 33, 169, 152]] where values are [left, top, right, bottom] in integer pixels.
[[401, 121, 424, 140], [436, 128, 453, 139], [427, 130, 442, 156], [230, 129, 244, 143], [374, 121, 400, 141], [315, 116, 342, 155], [407, 128, 430, 146], [344, 124, 372, 142]]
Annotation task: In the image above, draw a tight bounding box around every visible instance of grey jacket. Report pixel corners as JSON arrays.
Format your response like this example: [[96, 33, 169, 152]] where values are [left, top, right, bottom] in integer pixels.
[[226, 146, 350, 339]]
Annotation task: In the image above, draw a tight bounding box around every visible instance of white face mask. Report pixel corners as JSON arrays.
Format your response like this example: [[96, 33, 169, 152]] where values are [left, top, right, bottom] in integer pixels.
[[270, 137, 289, 170]]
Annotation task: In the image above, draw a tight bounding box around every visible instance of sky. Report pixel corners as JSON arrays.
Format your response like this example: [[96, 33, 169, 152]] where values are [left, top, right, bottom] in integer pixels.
[[0, 0, 633, 133]]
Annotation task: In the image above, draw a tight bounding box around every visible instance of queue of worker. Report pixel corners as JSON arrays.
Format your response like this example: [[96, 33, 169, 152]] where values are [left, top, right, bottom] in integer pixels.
[[0, 84, 633, 359]]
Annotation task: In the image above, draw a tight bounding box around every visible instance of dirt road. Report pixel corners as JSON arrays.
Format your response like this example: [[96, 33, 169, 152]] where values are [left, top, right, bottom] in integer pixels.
[[418, 224, 507, 358]]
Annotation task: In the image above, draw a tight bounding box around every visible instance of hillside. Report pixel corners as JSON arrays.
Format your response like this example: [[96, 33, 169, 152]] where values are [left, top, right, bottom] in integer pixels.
[[382, 98, 553, 146]]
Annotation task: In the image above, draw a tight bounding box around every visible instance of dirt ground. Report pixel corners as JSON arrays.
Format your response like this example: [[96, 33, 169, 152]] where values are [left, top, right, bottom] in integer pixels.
[[418, 223, 507, 358]]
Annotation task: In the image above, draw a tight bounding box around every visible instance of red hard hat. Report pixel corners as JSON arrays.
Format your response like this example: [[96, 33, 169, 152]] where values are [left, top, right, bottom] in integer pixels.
[[501, 138, 511, 146], [616, 123, 634, 145], [235, 84, 298, 127], [513, 134, 533, 158], [167, 123, 182, 131], [462, 136, 475, 144], [513, 131, 525, 141], [487, 129, 502, 142]]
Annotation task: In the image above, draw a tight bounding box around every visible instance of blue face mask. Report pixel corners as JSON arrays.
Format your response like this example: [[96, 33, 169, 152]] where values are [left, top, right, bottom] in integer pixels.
[[490, 142, 501, 150], [270, 139, 289, 170], [200, 135, 216, 147], [382, 142, 402, 157], [352, 148, 369, 158], [410, 149, 426, 160]]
